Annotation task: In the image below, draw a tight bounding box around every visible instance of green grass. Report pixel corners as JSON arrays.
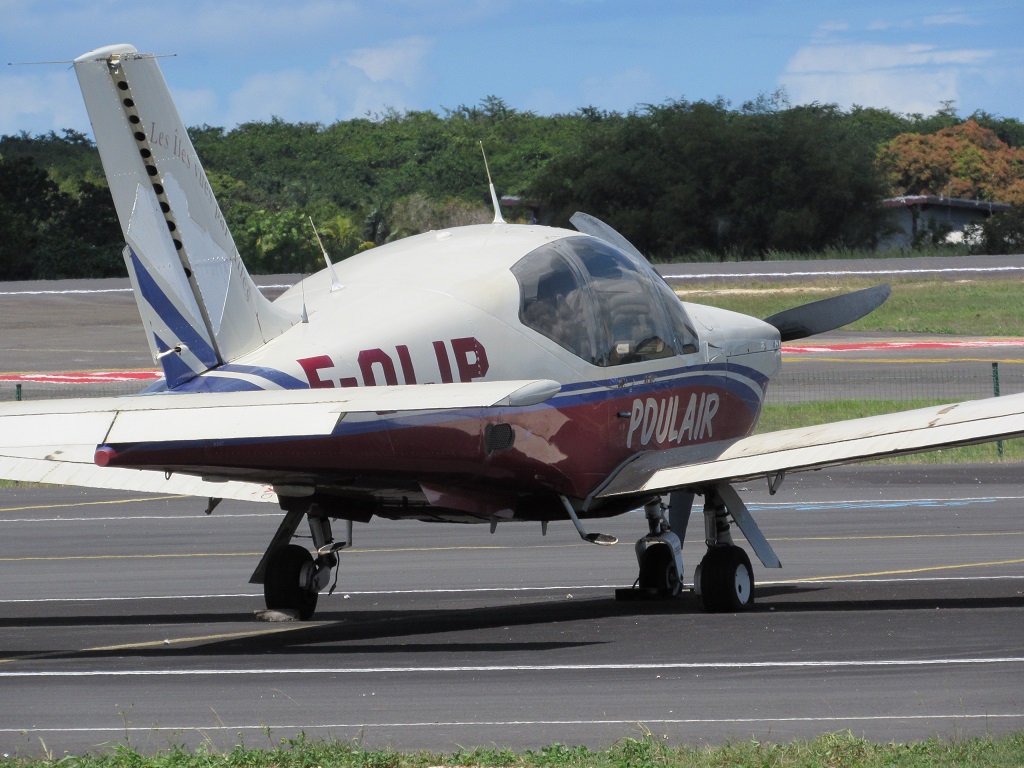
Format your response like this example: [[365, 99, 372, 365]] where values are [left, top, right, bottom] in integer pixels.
[[4, 732, 1024, 768], [757, 399, 1024, 463], [653, 243, 975, 263], [683, 278, 1024, 337]]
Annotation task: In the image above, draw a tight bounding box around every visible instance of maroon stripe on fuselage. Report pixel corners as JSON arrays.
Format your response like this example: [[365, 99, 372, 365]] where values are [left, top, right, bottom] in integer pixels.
[[104, 380, 762, 501]]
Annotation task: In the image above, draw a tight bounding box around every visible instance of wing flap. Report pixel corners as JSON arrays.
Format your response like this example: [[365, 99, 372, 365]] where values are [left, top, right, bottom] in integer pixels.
[[598, 393, 1024, 499]]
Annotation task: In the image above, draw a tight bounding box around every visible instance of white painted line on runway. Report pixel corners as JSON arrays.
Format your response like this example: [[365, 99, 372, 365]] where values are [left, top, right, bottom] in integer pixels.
[[748, 495, 1024, 509], [2, 656, 1023, 677], [0, 513, 280, 523], [664, 266, 1024, 279], [0, 593, 264, 603], [3, 711, 1023, 735], [6, 495, 1018, 522], [0, 288, 132, 295], [0, 285, 292, 296]]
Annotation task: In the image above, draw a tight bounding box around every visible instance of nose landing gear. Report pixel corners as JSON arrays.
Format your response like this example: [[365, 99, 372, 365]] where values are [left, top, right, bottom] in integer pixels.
[[616, 484, 777, 612]]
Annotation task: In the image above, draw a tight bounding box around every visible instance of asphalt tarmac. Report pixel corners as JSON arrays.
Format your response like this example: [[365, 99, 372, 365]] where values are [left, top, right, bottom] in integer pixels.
[[0, 466, 1022, 755]]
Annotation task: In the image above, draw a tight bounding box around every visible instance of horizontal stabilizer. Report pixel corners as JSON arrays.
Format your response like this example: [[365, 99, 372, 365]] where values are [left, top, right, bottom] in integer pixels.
[[0, 380, 559, 495], [763, 284, 890, 341], [0, 452, 277, 503]]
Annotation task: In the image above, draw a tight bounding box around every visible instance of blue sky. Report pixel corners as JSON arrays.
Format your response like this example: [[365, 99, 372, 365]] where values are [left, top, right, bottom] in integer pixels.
[[2, 0, 1022, 137]]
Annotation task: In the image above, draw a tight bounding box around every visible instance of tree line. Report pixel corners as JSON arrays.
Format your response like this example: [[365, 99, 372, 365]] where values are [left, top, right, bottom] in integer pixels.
[[3, 94, 1024, 280]]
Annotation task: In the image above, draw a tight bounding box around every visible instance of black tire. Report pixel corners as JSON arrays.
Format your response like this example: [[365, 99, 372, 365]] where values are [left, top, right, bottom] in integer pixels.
[[638, 545, 681, 597], [263, 544, 318, 620], [698, 545, 754, 613]]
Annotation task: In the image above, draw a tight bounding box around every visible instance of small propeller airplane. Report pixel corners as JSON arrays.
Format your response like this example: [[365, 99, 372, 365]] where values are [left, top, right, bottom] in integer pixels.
[[3, 44, 1024, 620]]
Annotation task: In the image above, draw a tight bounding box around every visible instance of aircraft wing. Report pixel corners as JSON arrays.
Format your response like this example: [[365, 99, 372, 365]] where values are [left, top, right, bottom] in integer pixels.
[[596, 392, 1024, 501], [0, 379, 560, 500]]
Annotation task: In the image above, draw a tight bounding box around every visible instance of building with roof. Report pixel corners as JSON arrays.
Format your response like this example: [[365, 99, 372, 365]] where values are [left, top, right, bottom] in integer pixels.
[[879, 195, 1011, 250]]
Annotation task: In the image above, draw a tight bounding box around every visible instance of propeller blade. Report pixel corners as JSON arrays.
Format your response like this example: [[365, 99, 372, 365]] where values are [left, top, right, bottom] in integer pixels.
[[763, 284, 891, 342], [570, 212, 648, 262]]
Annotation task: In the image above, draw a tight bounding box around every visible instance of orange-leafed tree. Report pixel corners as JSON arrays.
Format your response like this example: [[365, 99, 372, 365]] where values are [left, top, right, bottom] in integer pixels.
[[878, 120, 1024, 205]]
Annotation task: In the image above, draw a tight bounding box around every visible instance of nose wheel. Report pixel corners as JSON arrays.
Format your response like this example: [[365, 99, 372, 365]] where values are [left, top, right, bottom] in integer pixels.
[[638, 544, 681, 596]]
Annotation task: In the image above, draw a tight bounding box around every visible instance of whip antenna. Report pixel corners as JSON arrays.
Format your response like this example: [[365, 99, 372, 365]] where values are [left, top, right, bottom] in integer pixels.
[[479, 142, 505, 224], [308, 216, 343, 292]]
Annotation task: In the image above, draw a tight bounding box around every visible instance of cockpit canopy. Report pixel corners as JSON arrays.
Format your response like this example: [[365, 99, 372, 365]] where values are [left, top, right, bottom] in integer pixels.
[[512, 236, 698, 367]]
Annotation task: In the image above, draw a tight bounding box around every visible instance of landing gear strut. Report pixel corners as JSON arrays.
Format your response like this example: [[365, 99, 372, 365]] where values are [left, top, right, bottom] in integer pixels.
[[617, 483, 779, 611], [616, 492, 690, 600], [252, 501, 352, 620]]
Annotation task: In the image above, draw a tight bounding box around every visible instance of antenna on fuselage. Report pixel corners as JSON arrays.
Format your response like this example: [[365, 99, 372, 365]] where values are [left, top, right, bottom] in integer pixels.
[[308, 216, 344, 292], [479, 141, 505, 224]]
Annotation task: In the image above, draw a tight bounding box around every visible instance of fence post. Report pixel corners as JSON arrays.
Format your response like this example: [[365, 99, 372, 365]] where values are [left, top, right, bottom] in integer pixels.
[[992, 362, 1004, 458]]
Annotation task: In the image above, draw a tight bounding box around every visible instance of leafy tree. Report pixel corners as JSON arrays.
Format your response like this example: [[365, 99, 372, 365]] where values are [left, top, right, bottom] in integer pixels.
[[878, 120, 1024, 204], [533, 99, 887, 259], [0, 155, 121, 279], [975, 206, 1024, 254]]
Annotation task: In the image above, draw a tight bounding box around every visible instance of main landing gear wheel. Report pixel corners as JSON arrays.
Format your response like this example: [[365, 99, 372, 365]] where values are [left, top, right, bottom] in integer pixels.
[[637, 545, 681, 597], [264, 544, 319, 620], [697, 545, 754, 613]]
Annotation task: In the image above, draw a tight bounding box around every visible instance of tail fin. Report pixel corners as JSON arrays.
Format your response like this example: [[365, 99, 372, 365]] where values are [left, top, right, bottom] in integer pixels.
[[73, 45, 298, 388]]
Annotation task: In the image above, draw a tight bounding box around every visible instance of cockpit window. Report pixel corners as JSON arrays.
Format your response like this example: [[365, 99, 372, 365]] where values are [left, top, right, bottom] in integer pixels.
[[511, 247, 599, 364], [512, 236, 700, 366]]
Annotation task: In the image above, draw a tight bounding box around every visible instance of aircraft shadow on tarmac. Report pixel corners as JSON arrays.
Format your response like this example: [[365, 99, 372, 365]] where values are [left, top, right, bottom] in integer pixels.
[[3, 584, 1022, 663]]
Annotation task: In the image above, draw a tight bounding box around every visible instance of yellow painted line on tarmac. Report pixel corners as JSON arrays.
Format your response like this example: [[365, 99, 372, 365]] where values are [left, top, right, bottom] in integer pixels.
[[0, 552, 263, 562], [771, 531, 1024, 543], [90, 626, 309, 653], [790, 558, 1024, 583], [0, 625, 311, 666], [0, 542, 583, 563], [0, 495, 187, 514]]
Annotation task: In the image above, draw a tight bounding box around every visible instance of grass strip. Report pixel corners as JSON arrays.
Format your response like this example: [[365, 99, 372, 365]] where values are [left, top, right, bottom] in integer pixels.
[[4, 731, 1024, 767], [756, 399, 1024, 463], [680, 277, 1024, 337]]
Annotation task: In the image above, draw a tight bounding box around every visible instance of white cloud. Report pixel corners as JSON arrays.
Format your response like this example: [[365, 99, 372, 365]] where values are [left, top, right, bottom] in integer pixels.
[[581, 67, 661, 111], [0, 70, 90, 136], [174, 88, 220, 128], [924, 13, 979, 26], [815, 20, 850, 34], [781, 42, 994, 113], [345, 36, 433, 87], [221, 45, 432, 127], [786, 43, 991, 74]]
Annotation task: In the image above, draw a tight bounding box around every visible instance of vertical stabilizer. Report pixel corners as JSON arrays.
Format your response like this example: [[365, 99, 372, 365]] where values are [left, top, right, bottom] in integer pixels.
[[73, 45, 299, 388]]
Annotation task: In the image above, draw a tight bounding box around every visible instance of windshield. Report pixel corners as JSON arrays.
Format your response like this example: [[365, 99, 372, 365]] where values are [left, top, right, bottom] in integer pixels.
[[512, 236, 698, 366]]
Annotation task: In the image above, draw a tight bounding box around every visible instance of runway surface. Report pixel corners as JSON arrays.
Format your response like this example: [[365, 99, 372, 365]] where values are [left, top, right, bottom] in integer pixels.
[[1, 465, 1022, 755]]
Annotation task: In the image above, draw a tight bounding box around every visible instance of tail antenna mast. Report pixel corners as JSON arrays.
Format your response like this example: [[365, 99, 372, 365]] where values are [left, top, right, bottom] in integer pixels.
[[308, 216, 343, 292], [479, 141, 506, 224]]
